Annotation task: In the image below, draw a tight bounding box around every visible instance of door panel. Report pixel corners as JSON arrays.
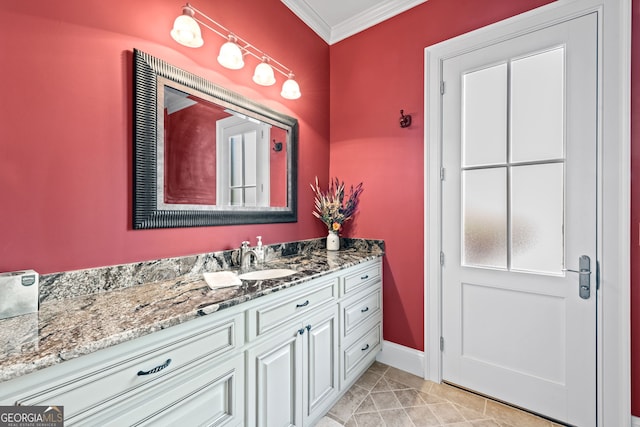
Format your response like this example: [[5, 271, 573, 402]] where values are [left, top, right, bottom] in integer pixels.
[[305, 306, 339, 424], [441, 12, 597, 427], [246, 329, 303, 427]]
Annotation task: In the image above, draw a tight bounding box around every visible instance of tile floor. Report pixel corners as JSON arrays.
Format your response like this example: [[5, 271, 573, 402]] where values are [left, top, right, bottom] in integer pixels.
[[316, 362, 564, 427]]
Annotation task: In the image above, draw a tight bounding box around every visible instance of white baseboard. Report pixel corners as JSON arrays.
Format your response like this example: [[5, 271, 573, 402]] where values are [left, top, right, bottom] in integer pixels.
[[376, 340, 425, 378], [632, 415, 640, 427]]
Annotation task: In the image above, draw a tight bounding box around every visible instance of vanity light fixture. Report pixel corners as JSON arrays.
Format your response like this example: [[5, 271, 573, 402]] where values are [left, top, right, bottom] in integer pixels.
[[170, 5, 204, 48], [281, 73, 301, 100], [253, 57, 276, 86], [217, 35, 244, 70], [170, 3, 301, 99]]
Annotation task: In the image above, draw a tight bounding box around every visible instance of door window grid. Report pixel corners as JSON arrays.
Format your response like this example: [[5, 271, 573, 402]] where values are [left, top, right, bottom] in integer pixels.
[[229, 132, 258, 206], [461, 47, 566, 274]]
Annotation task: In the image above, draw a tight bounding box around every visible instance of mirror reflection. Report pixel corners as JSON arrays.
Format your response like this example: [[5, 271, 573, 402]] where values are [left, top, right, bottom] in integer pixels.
[[159, 85, 288, 210], [133, 49, 298, 229]]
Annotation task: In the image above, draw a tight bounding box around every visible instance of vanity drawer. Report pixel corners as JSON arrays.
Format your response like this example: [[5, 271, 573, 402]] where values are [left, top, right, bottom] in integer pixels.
[[341, 260, 381, 296], [14, 313, 243, 423], [247, 278, 338, 340], [343, 323, 381, 385], [341, 287, 381, 339], [100, 353, 244, 427]]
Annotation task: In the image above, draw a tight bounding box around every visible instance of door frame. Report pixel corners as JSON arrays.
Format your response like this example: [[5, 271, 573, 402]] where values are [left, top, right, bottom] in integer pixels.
[[423, 1, 631, 426]]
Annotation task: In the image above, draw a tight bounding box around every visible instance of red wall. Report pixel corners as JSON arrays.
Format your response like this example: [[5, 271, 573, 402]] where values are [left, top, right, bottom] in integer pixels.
[[270, 127, 288, 207], [165, 101, 226, 205], [0, 0, 330, 274], [329, 0, 554, 353]]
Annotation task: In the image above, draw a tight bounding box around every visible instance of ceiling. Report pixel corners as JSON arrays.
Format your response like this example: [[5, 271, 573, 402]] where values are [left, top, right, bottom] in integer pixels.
[[281, 0, 428, 45]]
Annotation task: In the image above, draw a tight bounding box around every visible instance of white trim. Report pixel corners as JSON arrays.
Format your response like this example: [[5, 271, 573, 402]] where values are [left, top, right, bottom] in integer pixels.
[[376, 340, 425, 378], [280, 0, 428, 45], [424, 1, 630, 426], [599, 0, 631, 425], [280, 0, 332, 43], [632, 415, 640, 427]]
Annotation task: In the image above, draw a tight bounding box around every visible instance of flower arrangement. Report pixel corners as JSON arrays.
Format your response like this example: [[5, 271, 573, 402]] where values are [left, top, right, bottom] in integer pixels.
[[311, 177, 364, 233]]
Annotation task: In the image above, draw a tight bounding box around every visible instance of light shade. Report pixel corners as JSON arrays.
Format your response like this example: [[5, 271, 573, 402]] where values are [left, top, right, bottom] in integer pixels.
[[281, 74, 301, 100], [217, 36, 244, 70], [170, 7, 204, 48], [253, 58, 276, 86]]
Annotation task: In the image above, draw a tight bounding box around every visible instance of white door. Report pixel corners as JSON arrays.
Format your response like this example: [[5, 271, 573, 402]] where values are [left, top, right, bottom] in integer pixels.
[[217, 117, 271, 207], [441, 12, 597, 427]]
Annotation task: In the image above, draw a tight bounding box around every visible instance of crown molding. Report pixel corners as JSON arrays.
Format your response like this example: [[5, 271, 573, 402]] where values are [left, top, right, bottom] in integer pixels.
[[330, 0, 427, 43], [281, 0, 333, 43], [281, 0, 428, 45]]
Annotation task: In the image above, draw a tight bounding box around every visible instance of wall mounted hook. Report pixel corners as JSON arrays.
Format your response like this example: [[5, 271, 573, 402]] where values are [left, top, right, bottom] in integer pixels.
[[399, 110, 412, 128]]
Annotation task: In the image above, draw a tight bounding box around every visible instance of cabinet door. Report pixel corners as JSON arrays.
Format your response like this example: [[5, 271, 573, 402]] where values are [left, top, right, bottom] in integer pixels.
[[246, 326, 304, 427], [304, 305, 339, 426]]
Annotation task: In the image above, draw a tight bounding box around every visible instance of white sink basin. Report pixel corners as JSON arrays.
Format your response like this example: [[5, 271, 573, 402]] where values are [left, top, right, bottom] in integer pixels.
[[238, 268, 298, 281]]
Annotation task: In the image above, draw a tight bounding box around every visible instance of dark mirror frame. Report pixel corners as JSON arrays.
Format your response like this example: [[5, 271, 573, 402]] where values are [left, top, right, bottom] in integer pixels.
[[133, 49, 298, 229]]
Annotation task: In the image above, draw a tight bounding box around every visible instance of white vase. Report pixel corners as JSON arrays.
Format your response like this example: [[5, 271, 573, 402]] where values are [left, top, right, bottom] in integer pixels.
[[326, 231, 340, 251]]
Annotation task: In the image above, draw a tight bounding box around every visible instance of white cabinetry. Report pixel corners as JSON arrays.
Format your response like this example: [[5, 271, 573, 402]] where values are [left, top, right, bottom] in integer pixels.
[[0, 257, 383, 427], [245, 277, 339, 427], [339, 260, 383, 388], [0, 311, 245, 426]]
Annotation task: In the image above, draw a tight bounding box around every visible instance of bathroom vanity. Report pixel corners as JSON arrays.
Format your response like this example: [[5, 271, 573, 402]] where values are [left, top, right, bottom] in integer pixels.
[[0, 239, 383, 426]]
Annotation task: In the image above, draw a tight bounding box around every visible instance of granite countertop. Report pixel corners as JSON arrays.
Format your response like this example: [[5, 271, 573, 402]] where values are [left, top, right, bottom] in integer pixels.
[[0, 245, 383, 384]]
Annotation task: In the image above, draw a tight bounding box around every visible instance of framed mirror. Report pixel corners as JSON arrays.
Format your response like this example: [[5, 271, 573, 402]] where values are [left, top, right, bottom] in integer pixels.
[[133, 49, 298, 229]]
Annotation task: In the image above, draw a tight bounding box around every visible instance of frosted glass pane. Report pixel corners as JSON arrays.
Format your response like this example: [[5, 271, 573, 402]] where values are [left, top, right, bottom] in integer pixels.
[[511, 163, 564, 274], [462, 168, 507, 269], [230, 188, 242, 205], [462, 63, 508, 167], [245, 188, 256, 206], [511, 48, 565, 162]]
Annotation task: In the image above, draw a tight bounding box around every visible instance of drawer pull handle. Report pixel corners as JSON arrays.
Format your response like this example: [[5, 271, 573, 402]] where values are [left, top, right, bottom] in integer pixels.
[[296, 300, 310, 308], [361, 307, 369, 313], [137, 358, 172, 376], [361, 344, 370, 352], [298, 328, 305, 335], [360, 275, 369, 280]]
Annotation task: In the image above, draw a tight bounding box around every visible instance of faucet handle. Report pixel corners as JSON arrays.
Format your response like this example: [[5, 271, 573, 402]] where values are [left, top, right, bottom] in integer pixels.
[[256, 236, 263, 247], [241, 241, 250, 249]]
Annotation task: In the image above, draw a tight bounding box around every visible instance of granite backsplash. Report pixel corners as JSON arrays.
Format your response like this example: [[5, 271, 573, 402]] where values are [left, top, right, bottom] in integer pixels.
[[39, 238, 384, 303]]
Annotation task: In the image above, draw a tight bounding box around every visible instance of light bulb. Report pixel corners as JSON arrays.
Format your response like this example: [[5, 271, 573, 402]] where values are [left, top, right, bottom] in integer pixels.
[[170, 6, 203, 48], [253, 58, 276, 86], [281, 74, 301, 100], [217, 36, 244, 70]]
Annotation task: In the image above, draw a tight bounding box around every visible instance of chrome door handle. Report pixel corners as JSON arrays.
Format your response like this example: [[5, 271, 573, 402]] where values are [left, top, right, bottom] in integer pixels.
[[563, 255, 591, 299]]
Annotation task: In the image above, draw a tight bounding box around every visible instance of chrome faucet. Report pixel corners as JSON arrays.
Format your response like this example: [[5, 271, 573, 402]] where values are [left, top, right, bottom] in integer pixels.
[[240, 240, 262, 269]]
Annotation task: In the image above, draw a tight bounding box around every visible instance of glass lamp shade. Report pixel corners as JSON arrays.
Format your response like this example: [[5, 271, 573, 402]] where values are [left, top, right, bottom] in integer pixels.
[[253, 61, 276, 86], [217, 39, 245, 70], [170, 14, 204, 48], [281, 75, 301, 100]]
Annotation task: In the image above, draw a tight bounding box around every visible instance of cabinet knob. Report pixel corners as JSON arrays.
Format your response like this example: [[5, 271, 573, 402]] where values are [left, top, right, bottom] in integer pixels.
[[298, 328, 305, 335], [306, 324, 311, 331]]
